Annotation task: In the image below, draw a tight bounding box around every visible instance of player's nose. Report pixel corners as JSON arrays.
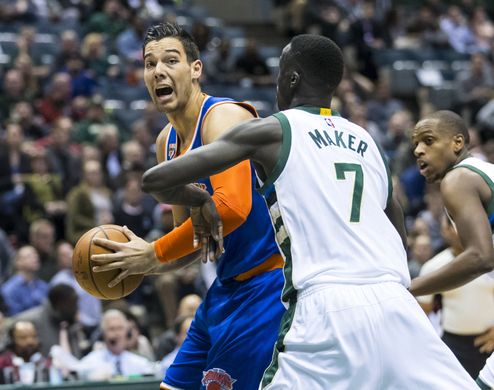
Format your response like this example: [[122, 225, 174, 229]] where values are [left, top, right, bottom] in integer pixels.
[[154, 61, 168, 79], [413, 143, 423, 157]]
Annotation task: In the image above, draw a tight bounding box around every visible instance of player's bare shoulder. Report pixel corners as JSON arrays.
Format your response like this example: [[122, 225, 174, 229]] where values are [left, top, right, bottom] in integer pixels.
[[441, 165, 491, 205], [202, 102, 256, 144]]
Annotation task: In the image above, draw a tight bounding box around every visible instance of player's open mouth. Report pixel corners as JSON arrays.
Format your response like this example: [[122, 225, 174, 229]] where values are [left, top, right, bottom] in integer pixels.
[[156, 86, 173, 99], [417, 160, 429, 174]]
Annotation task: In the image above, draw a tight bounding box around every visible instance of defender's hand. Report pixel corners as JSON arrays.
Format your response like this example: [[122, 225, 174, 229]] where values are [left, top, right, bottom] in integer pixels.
[[191, 198, 223, 262], [91, 226, 160, 287], [474, 327, 494, 354]]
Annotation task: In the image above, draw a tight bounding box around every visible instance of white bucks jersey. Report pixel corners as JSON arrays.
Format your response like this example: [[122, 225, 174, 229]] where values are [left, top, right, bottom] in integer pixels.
[[453, 157, 494, 230], [258, 107, 409, 301]]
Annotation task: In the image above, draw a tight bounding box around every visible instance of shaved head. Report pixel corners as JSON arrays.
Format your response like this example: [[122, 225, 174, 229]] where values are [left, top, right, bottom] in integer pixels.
[[419, 110, 469, 145]]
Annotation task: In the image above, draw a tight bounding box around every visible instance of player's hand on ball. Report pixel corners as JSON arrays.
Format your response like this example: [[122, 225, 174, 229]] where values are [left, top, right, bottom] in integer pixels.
[[91, 226, 160, 287], [191, 198, 223, 263]]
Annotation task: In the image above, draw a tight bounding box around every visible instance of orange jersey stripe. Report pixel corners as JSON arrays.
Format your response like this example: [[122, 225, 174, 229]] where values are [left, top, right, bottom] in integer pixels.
[[154, 161, 252, 263]]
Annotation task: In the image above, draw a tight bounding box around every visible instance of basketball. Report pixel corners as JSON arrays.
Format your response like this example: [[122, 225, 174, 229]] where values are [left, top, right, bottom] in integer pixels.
[[72, 224, 144, 300]]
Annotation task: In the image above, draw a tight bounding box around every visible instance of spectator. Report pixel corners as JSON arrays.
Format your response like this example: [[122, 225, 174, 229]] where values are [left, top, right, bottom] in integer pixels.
[[124, 311, 154, 361], [160, 315, 193, 375], [54, 30, 80, 71], [28, 219, 58, 282], [65, 53, 98, 98], [130, 119, 155, 170], [154, 294, 202, 359], [116, 10, 148, 62], [14, 284, 86, 359], [97, 124, 123, 188], [439, 5, 476, 54], [0, 321, 48, 384], [366, 80, 403, 136], [1, 246, 48, 317], [202, 38, 237, 85], [10, 101, 46, 140], [349, 0, 392, 80], [80, 33, 109, 79], [49, 241, 102, 334], [84, 0, 128, 41], [65, 159, 113, 245], [408, 233, 433, 279], [43, 116, 82, 196], [0, 69, 27, 122], [457, 53, 494, 123], [72, 95, 118, 144], [21, 150, 66, 235], [78, 310, 154, 379], [234, 39, 272, 86], [113, 172, 154, 238], [0, 228, 14, 283], [0, 122, 31, 236], [37, 73, 73, 125], [417, 214, 494, 378]]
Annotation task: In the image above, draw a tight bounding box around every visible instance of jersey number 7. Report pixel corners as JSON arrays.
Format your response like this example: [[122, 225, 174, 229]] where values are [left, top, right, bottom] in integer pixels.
[[335, 163, 363, 223]]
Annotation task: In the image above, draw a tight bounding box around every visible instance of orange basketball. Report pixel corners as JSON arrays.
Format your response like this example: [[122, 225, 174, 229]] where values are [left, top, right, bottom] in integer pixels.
[[72, 224, 144, 300]]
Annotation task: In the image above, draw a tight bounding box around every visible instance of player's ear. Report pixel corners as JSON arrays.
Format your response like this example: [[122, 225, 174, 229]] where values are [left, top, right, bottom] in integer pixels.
[[290, 71, 300, 88], [453, 134, 465, 154], [191, 59, 202, 81]]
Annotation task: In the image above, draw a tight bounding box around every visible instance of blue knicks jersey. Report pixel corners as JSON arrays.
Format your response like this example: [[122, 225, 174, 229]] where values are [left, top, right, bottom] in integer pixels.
[[165, 95, 280, 281]]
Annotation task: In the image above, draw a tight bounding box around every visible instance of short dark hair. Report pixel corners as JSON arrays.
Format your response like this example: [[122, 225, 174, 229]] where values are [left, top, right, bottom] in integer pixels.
[[143, 22, 199, 63], [290, 34, 344, 92], [428, 110, 470, 145], [48, 283, 76, 306]]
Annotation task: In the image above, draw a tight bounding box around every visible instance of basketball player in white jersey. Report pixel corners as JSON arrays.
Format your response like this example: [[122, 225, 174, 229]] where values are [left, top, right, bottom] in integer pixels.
[[410, 110, 494, 388], [141, 35, 477, 388]]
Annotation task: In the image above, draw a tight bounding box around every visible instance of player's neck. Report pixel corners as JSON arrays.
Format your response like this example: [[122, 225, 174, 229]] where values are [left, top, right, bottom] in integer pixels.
[[289, 95, 332, 110], [168, 88, 205, 146]]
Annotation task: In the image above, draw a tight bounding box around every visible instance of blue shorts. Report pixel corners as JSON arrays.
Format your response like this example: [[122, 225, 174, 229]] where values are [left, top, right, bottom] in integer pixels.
[[163, 268, 285, 389]]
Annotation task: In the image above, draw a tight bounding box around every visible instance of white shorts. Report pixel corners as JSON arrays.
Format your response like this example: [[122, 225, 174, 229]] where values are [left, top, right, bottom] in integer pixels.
[[261, 282, 477, 389], [478, 352, 494, 388]]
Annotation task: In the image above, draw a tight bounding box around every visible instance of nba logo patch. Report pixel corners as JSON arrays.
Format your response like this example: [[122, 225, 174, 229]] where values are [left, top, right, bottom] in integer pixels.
[[201, 368, 236, 390], [168, 143, 177, 159]]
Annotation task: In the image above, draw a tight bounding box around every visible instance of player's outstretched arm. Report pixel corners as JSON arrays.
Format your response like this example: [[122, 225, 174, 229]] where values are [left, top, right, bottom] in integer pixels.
[[142, 116, 281, 208], [410, 169, 494, 296], [142, 117, 281, 199]]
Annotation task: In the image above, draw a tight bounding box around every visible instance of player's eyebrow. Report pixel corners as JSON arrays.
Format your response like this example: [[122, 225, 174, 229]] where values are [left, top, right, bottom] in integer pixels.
[[144, 49, 181, 59]]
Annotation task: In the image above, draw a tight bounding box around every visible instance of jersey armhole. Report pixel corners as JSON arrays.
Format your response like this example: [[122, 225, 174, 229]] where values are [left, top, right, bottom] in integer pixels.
[[258, 112, 291, 195], [453, 164, 494, 215]]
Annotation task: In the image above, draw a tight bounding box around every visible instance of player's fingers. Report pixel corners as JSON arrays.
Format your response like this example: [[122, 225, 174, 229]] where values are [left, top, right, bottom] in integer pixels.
[[474, 334, 488, 347], [108, 269, 130, 288], [479, 342, 494, 354], [122, 225, 138, 240], [92, 261, 127, 272], [201, 235, 209, 263], [91, 252, 125, 263], [92, 238, 123, 251]]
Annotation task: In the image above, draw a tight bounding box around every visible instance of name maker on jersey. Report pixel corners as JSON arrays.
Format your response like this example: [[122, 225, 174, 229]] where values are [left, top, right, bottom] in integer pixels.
[[308, 128, 368, 157]]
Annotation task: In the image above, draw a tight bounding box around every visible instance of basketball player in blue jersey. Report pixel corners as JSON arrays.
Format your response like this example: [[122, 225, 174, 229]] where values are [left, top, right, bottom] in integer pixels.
[[139, 34, 477, 389], [91, 23, 286, 389]]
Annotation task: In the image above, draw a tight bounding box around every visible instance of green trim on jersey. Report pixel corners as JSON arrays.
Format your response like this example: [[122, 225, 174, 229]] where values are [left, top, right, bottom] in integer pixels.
[[265, 190, 297, 303], [376, 143, 393, 208], [259, 113, 292, 194], [455, 164, 494, 215], [476, 377, 492, 390], [261, 301, 296, 388]]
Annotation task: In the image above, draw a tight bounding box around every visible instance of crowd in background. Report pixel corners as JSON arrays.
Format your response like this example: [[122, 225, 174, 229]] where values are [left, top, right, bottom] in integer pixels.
[[0, 0, 493, 385]]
